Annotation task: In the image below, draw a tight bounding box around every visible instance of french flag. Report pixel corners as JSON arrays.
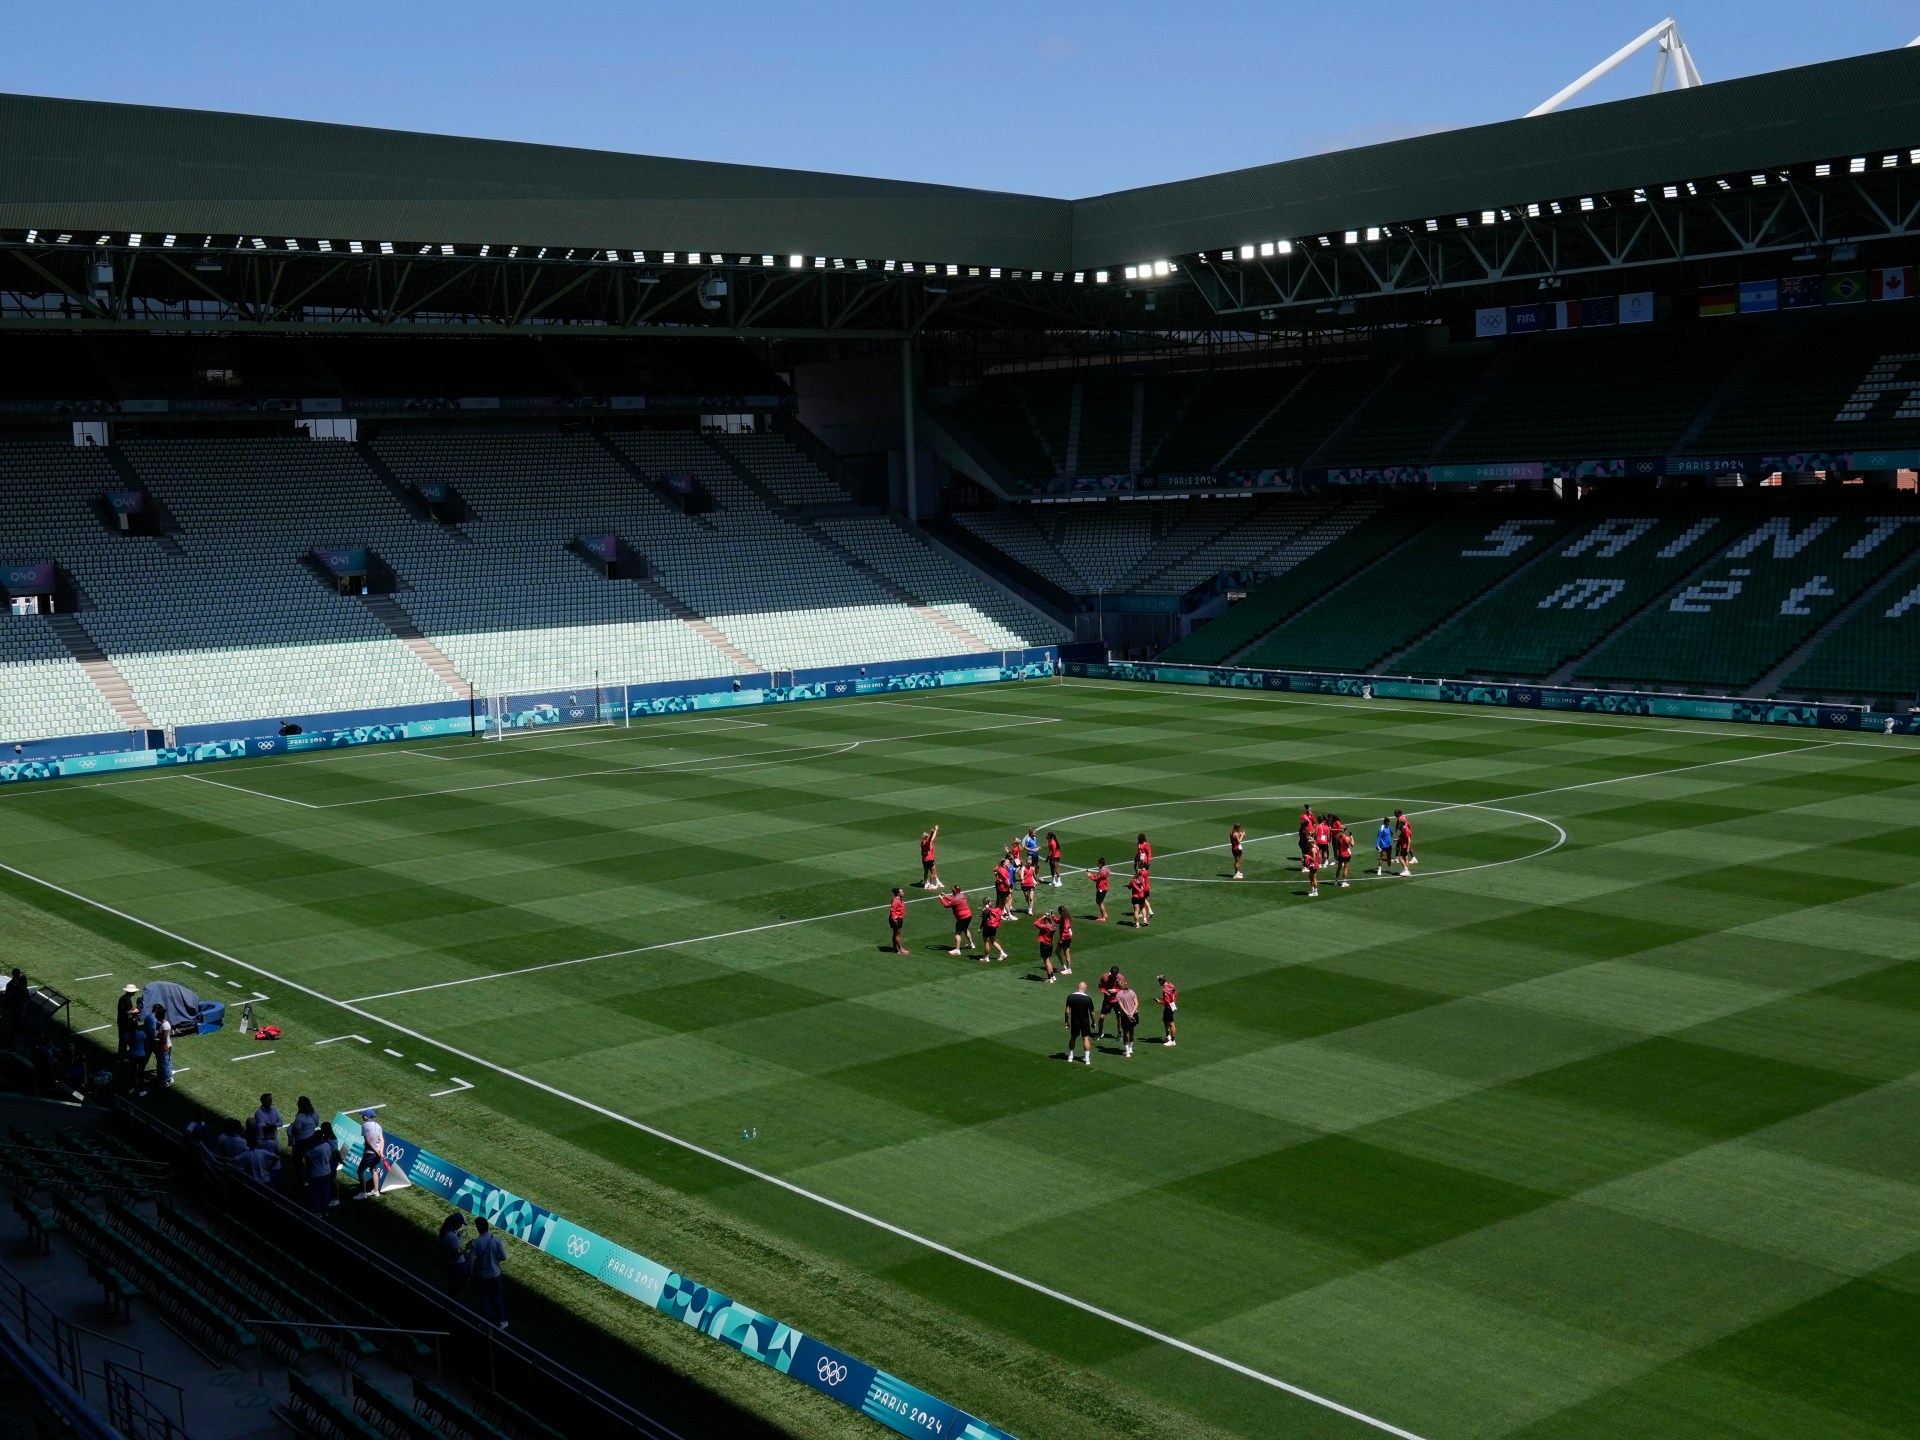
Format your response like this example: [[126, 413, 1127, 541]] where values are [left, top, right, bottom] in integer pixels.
[[1546, 300, 1580, 329]]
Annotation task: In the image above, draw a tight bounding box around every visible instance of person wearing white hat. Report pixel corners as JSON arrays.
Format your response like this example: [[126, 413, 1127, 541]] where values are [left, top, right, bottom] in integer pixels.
[[116, 985, 140, 1061]]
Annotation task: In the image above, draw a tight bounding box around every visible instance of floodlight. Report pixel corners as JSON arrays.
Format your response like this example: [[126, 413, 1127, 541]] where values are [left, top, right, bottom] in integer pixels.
[[1849, 156, 1867, 173], [814, 256, 826, 268], [789, 254, 804, 268], [664, 252, 677, 263], [380, 242, 395, 255], [1259, 242, 1274, 257], [946, 264, 958, 276], [1344, 230, 1358, 244], [1220, 250, 1233, 260], [1073, 271, 1085, 283], [55, 234, 71, 243], [1480, 211, 1496, 225], [1911, 150, 1920, 165], [857, 259, 869, 270], [1424, 219, 1439, 232], [1240, 245, 1255, 259], [1366, 227, 1381, 242], [1124, 265, 1138, 279], [251, 237, 267, 249], [990, 267, 1002, 278], [1454, 216, 1469, 228], [1276, 240, 1292, 255], [349, 241, 364, 254], [1662, 184, 1679, 198], [537, 247, 548, 259], [1814, 163, 1831, 178], [95, 234, 111, 245], [1550, 200, 1565, 214], [1153, 260, 1170, 276], [884, 260, 896, 271]]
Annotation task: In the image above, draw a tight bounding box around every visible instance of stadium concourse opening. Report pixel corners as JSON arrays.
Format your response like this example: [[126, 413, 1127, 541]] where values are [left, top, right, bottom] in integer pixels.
[[4, 40, 1920, 1440]]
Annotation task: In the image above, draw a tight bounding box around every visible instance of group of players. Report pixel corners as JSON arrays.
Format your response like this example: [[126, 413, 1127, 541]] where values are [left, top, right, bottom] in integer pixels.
[[1293, 806, 1418, 898], [884, 808, 1418, 1062]]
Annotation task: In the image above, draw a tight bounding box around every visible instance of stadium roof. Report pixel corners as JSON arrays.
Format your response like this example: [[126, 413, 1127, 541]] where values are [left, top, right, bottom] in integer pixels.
[[8, 46, 1920, 274]]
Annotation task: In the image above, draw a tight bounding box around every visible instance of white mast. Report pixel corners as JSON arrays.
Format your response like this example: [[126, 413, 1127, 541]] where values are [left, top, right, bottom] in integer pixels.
[[1527, 17, 1704, 117]]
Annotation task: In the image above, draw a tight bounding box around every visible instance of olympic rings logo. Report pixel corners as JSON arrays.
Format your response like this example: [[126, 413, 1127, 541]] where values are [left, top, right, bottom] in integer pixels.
[[816, 1358, 849, 1387], [566, 1235, 591, 1258]]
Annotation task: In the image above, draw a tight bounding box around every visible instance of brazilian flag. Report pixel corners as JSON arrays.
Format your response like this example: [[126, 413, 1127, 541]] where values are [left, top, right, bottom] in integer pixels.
[[1826, 271, 1868, 305]]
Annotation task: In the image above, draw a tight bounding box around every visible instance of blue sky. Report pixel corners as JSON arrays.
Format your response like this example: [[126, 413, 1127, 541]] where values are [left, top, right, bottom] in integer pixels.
[[3, 2, 1915, 195]]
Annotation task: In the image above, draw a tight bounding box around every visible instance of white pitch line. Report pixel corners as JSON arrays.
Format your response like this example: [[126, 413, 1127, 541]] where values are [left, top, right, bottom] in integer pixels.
[[314, 1034, 371, 1046], [183, 772, 320, 810], [1057, 676, 1917, 750], [0, 852, 1428, 1440], [78, 1022, 112, 1034], [382, 1047, 404, 1058], [230, 1050, 275, 1062], [151, 961, 195, 970], [415, 1063, 436, 1073], [429, 1077, 474, 1097], [73, 971, 112, 981]]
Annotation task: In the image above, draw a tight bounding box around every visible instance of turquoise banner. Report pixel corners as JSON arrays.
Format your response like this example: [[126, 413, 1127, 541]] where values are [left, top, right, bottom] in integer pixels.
[[1067, 662, 1898, 734], [331, 1116, 1017, 1440]]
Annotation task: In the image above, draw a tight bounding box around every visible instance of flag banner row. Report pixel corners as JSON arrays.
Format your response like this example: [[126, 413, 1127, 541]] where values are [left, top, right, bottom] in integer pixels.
[[1701, 268, 1913, 317], [330, 1116, 1020, 1440], [1475, 293, 1653, 336]]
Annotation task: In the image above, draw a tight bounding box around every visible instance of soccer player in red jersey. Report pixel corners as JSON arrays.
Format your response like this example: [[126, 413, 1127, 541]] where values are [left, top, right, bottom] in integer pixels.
[[919, 825, 941, 890], [888, 887, 909, 954], [981, 900, 1009, 962], [940, 884, 976, 956], [1156, 974, 1178, 1046], [1045, 831, 1064, 888], [1034, 910, 1058, 981], [992, 857, 1013, 912], [1229, 822, 1246, 881], [1095, 963, 1125, 1039], [1128, 870, 1149, 928], [1019, 860, 1038, 915], [1316, 816, 1331, 855], [1140, 861, 1154, 921], [1135, 833, 1152, 871], [1331, 816, 1354, 888], [1086, 858, 1111, 922], [1394, 810, 1414, 877], [1055, 908, 1074, 975]]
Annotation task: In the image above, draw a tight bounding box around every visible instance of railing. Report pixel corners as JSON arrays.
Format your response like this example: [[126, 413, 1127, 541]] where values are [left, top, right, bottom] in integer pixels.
[[104, 1359, 193, 1440], [0, 1256, 188, 1432]]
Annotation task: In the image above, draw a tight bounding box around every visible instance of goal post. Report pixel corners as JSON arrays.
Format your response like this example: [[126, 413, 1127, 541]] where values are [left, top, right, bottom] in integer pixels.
[[481, 678, 627, 740]]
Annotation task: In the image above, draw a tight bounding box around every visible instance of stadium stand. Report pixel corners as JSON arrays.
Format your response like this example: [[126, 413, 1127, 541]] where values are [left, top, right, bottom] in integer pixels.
[[1578, 511, 1920, 689], [1399, 513, 1731, 678], [0, 616, 123, 743], [1228, 363, 1383, 469], [710, 431, 850, 508], [1683, 309, 1920, 456], [1317, 356, 1494, 467], [1159, 499, 1408, 663], [1145, 371, 1297, 475], [1239, 505, 1577, 672], [1782, 553, 1920, 702]]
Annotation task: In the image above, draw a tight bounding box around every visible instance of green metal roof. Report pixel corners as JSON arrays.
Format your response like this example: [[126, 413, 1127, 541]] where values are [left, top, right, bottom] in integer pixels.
[[1071, 47, 1920, 267], [0, 93, 1072, 268], [5, 45, 1920, 273]]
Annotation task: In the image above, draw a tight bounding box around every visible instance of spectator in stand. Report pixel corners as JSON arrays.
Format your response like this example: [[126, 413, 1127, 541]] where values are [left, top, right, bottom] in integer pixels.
[[62, 1048, 86, 1095], [305, 1122, 339, 1215], [355, 1110, 389, 1200], [4, 968, 27, 1034], [439, 1214, 470, 1298], [234, 1142, 280, 1187], [287, 1096, 319, 1167], [214, 1118, 249, 1161], [116, 985, 140, 1060], [31, 1036, 60, 1093], [151, 1005, 174, 1088], [467, 1216, 508, 1329], [252, 1094, 283, 1151], [126, 1007, 151, 1096]]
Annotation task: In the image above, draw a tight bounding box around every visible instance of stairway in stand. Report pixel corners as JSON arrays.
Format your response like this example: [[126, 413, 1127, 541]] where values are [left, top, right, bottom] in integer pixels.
[[44, 614, 154, 729], [361, 595, 470, 698]]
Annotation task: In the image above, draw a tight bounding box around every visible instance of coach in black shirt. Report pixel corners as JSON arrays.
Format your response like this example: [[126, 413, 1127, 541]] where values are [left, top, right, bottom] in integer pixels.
[[1064, 982, 1095, 1066]]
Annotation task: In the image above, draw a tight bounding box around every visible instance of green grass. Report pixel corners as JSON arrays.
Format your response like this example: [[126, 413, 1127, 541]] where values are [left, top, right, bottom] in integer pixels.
[[5, 679, 1920, 1440]]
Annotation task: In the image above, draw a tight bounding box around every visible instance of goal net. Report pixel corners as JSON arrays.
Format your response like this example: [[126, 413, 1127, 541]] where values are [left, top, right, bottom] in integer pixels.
[[481, 683, 626, 740]]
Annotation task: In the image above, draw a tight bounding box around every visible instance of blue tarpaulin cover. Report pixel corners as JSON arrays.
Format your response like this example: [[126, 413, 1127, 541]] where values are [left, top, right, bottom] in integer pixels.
[[141, 980, 225, 1035]]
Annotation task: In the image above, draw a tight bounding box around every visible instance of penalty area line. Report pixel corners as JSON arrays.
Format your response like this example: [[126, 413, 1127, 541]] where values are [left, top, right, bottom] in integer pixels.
[[0, 853, 1426, 1440]]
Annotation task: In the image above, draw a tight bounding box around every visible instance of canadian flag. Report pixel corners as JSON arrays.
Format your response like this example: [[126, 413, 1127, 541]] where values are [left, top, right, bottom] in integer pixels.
[[1873, 266, 1915, 301]]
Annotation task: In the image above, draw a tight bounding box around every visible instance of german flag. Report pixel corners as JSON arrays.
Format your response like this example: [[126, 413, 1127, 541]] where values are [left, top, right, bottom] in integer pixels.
[[1698, 287, 1736, 318]]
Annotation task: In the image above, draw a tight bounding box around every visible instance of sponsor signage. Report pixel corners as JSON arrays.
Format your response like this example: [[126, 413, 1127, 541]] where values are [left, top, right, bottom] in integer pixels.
[[332, 1115, 1018, 1440], [414, 480, 450, 504], [1430, 462, 1543, 484], [107, 489, 147, 514], [312, 547, 369, 576], [1, 562, 56, 593]]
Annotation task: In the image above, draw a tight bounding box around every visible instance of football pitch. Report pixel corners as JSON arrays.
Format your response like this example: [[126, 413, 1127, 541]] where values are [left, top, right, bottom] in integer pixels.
[[5, 677, 1920, 1440]]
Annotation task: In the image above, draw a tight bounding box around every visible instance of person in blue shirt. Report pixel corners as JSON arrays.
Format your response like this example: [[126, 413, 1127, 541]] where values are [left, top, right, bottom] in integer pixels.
[[1376, 818, 1394, 877]]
